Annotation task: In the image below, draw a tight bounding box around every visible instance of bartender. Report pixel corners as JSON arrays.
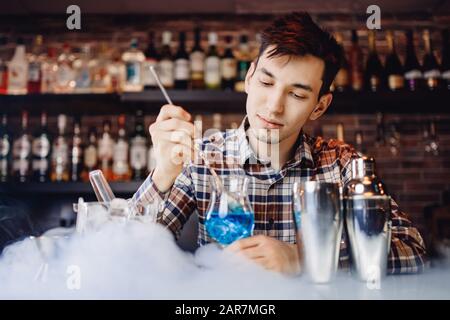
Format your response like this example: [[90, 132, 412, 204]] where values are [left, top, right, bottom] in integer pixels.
[[132, 12, 426, 275]]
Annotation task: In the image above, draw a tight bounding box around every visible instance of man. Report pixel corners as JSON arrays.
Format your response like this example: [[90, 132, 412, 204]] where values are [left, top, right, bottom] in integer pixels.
[[132, 12, 426, 275]]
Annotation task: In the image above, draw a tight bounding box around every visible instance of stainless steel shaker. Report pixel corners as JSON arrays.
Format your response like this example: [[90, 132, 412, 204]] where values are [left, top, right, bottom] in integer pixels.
[[344, 157, 392, 282], [292, 181, 343, 283]]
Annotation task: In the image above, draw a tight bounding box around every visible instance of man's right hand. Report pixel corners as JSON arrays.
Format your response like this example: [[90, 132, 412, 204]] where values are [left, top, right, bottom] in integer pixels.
[[149, 104, 195, 192]]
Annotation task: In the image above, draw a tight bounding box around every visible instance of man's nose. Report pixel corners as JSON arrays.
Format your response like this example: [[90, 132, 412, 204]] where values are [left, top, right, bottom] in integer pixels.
[[266, 90, 285, 114]]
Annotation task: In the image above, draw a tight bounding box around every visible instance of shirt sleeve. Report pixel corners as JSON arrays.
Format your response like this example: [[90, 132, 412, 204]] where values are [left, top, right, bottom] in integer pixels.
[[132, 167, 197, 240], [339, 144, 427, 274]]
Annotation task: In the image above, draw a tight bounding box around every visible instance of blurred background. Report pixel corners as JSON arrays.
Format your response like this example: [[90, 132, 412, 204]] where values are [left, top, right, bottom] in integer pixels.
[[0, 0, 449, 261]]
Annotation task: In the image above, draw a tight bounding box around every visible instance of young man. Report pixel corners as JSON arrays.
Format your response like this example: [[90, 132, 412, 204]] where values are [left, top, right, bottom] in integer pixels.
[[132, 12, 426, 275]]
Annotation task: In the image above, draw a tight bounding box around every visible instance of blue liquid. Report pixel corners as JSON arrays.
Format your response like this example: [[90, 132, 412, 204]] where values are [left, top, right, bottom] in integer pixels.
[[205, 210, 254, 245]]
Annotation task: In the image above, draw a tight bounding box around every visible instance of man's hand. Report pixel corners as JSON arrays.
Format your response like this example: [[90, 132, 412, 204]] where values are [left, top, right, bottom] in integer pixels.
[[149, 104, 195, 192], [226, 235, 303, 276]]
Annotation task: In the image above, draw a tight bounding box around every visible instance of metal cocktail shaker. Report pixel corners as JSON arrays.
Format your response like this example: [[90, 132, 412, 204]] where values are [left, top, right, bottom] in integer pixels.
[[344, 157, 392, 282], [292, 181, 343, 283]]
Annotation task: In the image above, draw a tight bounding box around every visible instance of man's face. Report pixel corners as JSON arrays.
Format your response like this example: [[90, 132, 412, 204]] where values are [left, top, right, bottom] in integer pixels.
[[245, 46, 329, 144]]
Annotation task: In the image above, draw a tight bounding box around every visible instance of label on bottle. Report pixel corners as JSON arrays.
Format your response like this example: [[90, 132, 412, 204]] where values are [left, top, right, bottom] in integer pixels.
[[159, 60, 174, 87], [8, 64, 27, 91], [0, 138, 9, 157], [84, 145, 97, 169], [126, 61, 141, 85], [388, 75, 405, 90], [142, 59, 158, 86], [442, 70, 450, 80], [205, 56, 220, 86], [98, 137, 114, 161], [423, 69, 441, 79], [0, 159, 7, 177], [28, 61, 41, 82], [52, 138, 69, 167], [12, 159, 28, 174], [130, 136, 147, 170], [56, 64, 74, 89], [32, 158, 48, 172], [190, 51, 205, 74], [13, 137, 31, 159], [221, 58, 237, 80], [32, 136, 50, 158], [175, 59, 190, 80], [71, 146, 82, 164], [113, 140, 129, 175], [404, 69, 422, 80], [370, 75, 380, 89]]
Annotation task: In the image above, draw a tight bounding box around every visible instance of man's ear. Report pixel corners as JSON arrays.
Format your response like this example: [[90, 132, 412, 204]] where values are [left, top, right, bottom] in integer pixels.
[[309, 93, 333, 121], [244, 62, 256, 94]]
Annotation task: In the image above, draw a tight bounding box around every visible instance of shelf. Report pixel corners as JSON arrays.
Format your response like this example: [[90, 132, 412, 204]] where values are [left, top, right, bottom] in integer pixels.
[[0, 181, 143, 195], [0, 90, 449, 114]]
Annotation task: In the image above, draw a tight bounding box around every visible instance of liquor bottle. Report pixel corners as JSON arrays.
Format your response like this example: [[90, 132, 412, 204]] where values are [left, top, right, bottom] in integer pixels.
[[27, 35, 44, 94], [441, 30, 450, 90], [404, 30, 423, 92], [221, 35, 237, 90], [212, 113, 222, 131], [422, 30, 441, 90], [122, 38, 145, 92], [336, 123, 344, 142], [112, 114, 130, 181], [108, 49, 126, 93], [235, 35, 251, 92], [98, 119, 114, 181], [0, 113, 10, 182], [375, 112, 386, 147], [349, 30, 364, 92], [190, 28, 205, 89], [32, 111, 51, 182], [81, 127, 98, 182], [51, 114, 69, 182], [385, 31, 404, 91], [205, 32, 221, 90], [91, 42, 112, 94], [142, 31, 159, 90], [354, 130, 366, 156], [159, 31, 174, 89], [8, 37, 28, 95], [41, 47, 58, 93], [130, 109, 148, 180], [12, 111, 31, 182], [174, 31, 190, 89], [333, 32, 350, 92], [70, 119, 83, 182], [0, 35, 8, 94], [364, 31, 384, 92], [55, 43, 75, 93], [73, 43, 93, 93]]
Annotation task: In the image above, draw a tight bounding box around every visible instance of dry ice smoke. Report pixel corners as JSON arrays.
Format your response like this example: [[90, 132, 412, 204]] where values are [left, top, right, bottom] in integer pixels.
[[0, 218, 450, 299]]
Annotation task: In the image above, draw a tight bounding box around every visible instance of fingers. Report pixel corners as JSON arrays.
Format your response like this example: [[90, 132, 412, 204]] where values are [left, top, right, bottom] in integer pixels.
[[226, 235, 265, 253], [157, 118, 195, 137], [156, 104, 192, 122]]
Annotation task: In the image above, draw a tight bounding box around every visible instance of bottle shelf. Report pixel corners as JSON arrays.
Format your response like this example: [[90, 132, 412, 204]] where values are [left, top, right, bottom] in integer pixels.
[[0, 181, 143, 195], [0, 89, 449, 114]]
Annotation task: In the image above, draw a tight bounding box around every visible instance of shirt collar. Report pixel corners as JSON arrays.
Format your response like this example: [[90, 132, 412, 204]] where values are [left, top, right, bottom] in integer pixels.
[[236, 116, 314, 168]]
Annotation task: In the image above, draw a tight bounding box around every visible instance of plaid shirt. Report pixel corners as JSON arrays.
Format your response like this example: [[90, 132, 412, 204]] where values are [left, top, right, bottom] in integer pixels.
[[132, 117, 426, 274]]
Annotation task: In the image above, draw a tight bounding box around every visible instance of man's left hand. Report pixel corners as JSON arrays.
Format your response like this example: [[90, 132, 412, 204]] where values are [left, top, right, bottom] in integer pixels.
[[226, 235, 302, 276]]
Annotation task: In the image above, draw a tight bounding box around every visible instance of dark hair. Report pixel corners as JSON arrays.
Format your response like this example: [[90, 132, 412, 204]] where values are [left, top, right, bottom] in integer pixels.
[[255, 12, 343, 98]]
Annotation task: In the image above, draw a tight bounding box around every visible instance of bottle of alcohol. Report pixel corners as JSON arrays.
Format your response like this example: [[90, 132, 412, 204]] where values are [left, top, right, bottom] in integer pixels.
[[98, 119, 114, 181], [385, 31, 404, 91], [333, 32, 350, 92], [70, 119, 83, 182], [336, 123, 345, 142], [81, 127, 98, 182], [205, 32, 221, 90], [0, 113, 10, 182], [32, 111, 51, 182], [404, 30, 423, 92], [349, 30, 364, 92], [12, 111, 31, 182], [375, 112, 386, 147], [112, 114, 130, 181], [73, 43, 93, 93], [130, 109, 148, 180], [142, 31, 159, 90], [122, 38, 145, 92], [51, 114, 69, 182], [108, 49, 126, 93], [422, 30, 441, 90], [221, 35, 237, 90], [174, 31, 190, 90], [91, 42, 112, 94], [354, 130, 366, 156], [55, 43, 75, 93], [0, 35, 8, 94], [8, 37, 28, 95], [190, 28, 205, 89], [441, 29, 450, 90], [41, 47, 58, 93], [364, 31, 384, 92], [159, 31, 174, 89], [235, 35, 251, 92], [27, 35, 44, 94], [212, 113, 222, 131]]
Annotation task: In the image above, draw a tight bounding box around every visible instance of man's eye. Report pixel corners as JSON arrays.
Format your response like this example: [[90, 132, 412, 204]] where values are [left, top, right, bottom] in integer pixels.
[[290, 92, 306, 100], [259, 80, 273, 86]]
